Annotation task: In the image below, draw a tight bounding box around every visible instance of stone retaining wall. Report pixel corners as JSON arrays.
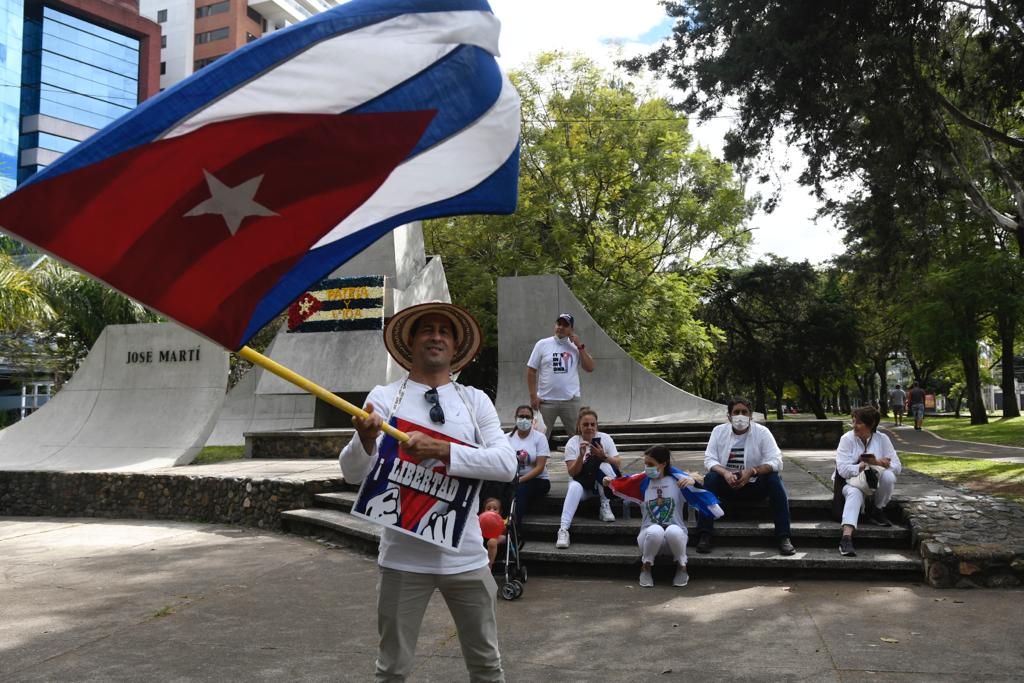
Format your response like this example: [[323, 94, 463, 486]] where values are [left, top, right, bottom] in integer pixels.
[[246, 430, 353, 459], [0, 471, 342, 530], [765, 419, 843, 450], [896, 488, 1024, 588]]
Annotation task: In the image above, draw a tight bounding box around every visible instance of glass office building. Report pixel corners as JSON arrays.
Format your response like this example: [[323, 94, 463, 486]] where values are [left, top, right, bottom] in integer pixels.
[[18, 4, 141, 183], [0, 0, 24, 197]]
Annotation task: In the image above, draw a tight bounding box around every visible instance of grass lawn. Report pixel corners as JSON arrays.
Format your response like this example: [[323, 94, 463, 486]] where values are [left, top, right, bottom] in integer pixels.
[[192, 445, 245, 464], [900, 452, 1024, 505], [922, 415, 1024, 448]]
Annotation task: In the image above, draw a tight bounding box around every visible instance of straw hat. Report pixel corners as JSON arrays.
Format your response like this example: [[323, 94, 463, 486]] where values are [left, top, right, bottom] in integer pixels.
[[383, 301, 482, 372]]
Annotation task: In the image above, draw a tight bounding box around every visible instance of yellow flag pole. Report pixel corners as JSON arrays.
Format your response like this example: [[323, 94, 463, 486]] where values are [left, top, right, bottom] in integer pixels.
[[238, 345, 410, 443]]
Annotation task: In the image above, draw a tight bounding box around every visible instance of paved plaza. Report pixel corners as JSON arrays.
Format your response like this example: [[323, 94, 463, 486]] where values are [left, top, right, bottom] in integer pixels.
[[2, 516, 1023, 682]]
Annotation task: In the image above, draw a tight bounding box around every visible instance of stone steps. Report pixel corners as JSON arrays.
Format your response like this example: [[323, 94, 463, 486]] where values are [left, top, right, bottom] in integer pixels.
[[311, 491, 910, 548], [280, 507, 922, 580], [275, 436, 923, 581]]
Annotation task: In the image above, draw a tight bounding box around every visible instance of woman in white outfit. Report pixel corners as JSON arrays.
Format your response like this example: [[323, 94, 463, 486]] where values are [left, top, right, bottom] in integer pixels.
[[555, 408, 621, 549], [834, 405, 902, 557]]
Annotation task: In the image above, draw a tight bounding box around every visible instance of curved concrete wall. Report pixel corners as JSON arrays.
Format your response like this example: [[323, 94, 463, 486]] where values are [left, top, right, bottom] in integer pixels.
[[0, 323, 228, 471], [496, 275, 726, 423]]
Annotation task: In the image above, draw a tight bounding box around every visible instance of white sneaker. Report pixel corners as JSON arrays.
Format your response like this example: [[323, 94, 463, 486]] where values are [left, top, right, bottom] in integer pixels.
[[555, 528, 570, 549], [673, 567, 689, 587], [599, 499, 615, 522], [639, 568, 654, 587]]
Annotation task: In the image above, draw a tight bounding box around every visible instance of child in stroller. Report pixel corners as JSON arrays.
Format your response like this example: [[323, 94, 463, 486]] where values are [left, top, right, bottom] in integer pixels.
[[478, 477, 528, 600]]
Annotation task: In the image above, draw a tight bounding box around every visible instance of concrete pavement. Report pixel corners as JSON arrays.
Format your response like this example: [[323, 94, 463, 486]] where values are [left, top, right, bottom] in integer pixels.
[[2, 517, 1023, 682], [882, 423, 1024, 463]]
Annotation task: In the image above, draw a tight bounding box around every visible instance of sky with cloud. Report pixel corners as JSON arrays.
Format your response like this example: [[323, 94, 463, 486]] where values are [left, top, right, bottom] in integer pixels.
[[488, 0, 846, 265]]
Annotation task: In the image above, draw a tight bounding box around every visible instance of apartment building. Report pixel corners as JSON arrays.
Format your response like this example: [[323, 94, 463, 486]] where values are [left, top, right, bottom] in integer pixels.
[[141, 0, 342, 90]]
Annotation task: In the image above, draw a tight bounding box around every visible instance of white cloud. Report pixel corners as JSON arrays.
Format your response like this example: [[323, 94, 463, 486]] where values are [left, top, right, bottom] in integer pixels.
[[490, 0, 667, 68], [489, 0, 847, 265]]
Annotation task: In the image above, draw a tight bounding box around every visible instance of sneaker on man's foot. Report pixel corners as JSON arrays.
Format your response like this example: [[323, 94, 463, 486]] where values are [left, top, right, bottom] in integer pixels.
[[839, 536, 856, 557], [779, 537, 796, 556], [639, 568, 654, 587], [673, 567, 690, 587], [866, 505, 892, 527], [555, 528, 570, 549], [599, 499, 615, 522], [696, 532, 713, 554]]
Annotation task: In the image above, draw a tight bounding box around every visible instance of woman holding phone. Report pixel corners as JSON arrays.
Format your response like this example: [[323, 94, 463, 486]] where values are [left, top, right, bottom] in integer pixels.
[[834, 405, 902, 557], [554, 408, 622, 549]]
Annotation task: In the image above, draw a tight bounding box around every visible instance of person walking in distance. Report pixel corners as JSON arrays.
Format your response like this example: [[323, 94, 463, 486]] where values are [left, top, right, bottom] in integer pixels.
[[889, 384, 907, 427], [908, 381, 927, 431]]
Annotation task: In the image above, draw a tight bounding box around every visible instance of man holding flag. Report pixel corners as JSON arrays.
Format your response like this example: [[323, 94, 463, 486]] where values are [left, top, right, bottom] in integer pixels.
[[341, 302, 515, 682], [0, 0, 521, 677]]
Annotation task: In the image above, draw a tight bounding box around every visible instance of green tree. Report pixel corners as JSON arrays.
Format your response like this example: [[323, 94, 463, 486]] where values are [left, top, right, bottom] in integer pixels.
[[426, 52, 752, 393], [0, 252, 53, 332], [701, 259, 859, 419], [33, 260, 161, 386], [630, 1, 1024, 254]]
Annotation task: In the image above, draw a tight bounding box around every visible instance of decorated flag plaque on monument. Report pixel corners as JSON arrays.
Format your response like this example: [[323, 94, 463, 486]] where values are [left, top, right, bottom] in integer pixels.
[[352, 417, 481, 551], [287, 275, 385, 332]]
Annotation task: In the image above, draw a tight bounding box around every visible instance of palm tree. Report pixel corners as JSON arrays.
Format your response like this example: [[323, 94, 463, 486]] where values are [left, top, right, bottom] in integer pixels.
[[0, 252, 53, 332]]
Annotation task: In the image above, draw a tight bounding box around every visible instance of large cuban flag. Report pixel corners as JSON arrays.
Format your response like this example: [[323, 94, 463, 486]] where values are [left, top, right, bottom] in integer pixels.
[[0, 0, 519, 351]]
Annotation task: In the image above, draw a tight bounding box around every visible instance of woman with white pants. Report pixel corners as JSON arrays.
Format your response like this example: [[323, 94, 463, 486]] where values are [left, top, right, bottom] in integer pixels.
[[834, 405, 902, 557], [555, 408, 621, 549]]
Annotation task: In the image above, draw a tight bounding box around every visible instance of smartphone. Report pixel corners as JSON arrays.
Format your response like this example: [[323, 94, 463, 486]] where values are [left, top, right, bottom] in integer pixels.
[[592, 436, 601, 446]]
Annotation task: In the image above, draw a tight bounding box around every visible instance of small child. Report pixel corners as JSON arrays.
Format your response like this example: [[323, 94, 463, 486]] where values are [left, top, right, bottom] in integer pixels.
[[481, 497, 507, 568]]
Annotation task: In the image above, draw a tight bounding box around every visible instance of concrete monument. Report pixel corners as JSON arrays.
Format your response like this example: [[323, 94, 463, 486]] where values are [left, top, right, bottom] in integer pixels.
[[0, 323, 228, 471], [205, 221, 451, 445], [496, 275, 725, 423]]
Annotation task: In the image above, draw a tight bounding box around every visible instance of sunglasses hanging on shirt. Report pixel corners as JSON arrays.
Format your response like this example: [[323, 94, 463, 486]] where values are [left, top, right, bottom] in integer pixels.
[[424, 388, 445, 424]]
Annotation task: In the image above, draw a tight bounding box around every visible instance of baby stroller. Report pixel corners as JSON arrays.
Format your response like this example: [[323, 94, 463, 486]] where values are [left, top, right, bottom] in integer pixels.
[[478, 475, 528, 601]]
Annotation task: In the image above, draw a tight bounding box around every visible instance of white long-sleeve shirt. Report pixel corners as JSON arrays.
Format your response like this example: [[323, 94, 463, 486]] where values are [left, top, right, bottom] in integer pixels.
[[834, 430, 902, 480], [703, 422, 783, 473], [339, 377, 516, 575]]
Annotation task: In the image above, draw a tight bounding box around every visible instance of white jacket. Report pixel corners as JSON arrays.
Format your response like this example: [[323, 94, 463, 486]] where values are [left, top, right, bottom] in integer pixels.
[[834, 430, 901, 480], [703, 421, 783, 473]]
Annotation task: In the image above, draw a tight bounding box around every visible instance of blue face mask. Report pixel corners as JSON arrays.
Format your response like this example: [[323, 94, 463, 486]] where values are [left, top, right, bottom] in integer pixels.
[[644, 466, 661, 479]]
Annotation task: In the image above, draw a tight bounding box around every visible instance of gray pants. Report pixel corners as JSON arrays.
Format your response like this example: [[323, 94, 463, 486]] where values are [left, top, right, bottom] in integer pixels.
[[375, 565, 503, 682], [539, 397, 581, 446]]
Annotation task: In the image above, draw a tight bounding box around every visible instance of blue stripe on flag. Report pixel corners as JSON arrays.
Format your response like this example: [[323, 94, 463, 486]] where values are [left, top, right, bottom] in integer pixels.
[[24, 0, 496, 187], [352, 45, 502, 157], [237, 145, 519, 343]]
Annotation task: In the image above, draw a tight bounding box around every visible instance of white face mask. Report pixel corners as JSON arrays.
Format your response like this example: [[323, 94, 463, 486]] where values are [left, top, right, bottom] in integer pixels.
[[731, 414, 751, 430], [515, 418, 532, 432], [644, 466, 661, 479]]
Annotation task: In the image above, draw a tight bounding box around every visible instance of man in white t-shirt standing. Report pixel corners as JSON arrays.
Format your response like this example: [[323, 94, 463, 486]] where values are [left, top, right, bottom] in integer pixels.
[[340, 302, 516, 682], [526, 313, 595, 446]]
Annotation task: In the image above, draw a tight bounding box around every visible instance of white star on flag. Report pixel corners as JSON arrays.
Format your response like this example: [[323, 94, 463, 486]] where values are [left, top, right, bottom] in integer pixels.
[[298, 298, 314, 315], [185, 169, 278, 235]]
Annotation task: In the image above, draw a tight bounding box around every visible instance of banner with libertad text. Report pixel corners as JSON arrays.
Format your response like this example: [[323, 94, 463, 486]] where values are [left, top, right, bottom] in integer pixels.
[[352, 417, 481, 551]]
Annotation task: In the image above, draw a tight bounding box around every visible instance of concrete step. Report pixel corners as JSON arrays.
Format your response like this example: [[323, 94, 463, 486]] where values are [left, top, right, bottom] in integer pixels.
[[315, 490, 840, 523], [521, 541, 922, 575], [534, 421, 722, 437], [281, 507, 922, 581], [310, 493, 908, 547], [550, 434, 712, 448]]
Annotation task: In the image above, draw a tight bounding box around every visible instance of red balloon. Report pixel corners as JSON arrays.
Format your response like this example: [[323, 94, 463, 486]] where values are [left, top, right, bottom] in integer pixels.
[[479, 510, 504, 539]]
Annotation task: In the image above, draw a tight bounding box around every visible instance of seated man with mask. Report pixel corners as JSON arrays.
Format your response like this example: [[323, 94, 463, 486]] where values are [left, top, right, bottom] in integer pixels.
[[696, 398, 796, 556]]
